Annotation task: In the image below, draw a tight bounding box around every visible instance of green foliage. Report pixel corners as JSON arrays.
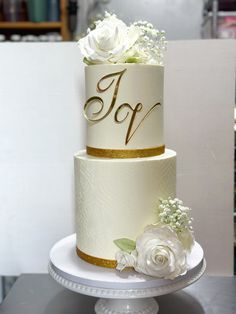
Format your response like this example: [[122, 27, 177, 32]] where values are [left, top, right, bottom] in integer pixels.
[[83, 57, 94, 65], [125, 57, 141, 63], [113, 238, 136, 253]]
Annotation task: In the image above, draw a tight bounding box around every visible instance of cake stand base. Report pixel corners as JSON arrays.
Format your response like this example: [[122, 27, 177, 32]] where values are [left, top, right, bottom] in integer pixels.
[[95, 297, 158, 314], [49, 234, 206, 314]]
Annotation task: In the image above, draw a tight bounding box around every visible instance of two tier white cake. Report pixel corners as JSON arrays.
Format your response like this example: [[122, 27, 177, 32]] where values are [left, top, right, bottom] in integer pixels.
[[75, 13, 194, 279], [75, 63, 176, 263]]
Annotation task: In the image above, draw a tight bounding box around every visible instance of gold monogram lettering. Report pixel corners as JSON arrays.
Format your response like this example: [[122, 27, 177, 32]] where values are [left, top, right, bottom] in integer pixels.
[[84, 69, 161, 145], [84, 69, 126, 122], [115, 103, 161, 145]]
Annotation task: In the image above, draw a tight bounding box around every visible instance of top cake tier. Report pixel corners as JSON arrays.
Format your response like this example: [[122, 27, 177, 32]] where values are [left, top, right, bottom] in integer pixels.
[[84, 64, 164, 158]]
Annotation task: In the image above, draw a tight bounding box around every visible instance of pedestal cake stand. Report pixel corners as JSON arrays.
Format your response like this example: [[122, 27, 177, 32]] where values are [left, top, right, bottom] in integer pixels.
[[48, 234, 206, 314]]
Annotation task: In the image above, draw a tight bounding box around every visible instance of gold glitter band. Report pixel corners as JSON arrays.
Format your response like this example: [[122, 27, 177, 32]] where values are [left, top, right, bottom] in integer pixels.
[[76, 247, 117, 268], [86, 145, 165, 158]]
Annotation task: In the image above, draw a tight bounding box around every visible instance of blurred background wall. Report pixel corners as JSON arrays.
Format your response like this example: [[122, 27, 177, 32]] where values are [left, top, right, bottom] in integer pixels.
[[76, 0, 204, 40]]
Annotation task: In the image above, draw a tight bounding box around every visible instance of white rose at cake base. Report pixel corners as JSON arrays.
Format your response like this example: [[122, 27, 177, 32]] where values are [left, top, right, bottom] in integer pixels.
[[178, 229, 195, 251], [113, 198, 194, 279], [134, 225, 188, 279], [75, 12, 197, 280]]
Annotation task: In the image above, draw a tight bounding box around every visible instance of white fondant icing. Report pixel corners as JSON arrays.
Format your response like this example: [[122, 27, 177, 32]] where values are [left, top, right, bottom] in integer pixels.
[[75, 149, 176, 260], [85, 64, 164, 150]]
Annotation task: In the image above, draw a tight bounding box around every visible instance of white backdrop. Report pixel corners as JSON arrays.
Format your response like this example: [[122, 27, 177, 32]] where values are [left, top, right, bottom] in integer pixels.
[[0, 41, 235, 276], [165, 40, 235, 276], [0, 43, 85, 275]]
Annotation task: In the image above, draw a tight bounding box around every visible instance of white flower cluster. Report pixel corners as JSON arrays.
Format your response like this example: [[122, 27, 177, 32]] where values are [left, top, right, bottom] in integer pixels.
[[131, 21, 167, 65], [78, 12, 166, 65], [114, 198, 195, 280], [116, 225, 188, 280], [158, 198, 193, 233]]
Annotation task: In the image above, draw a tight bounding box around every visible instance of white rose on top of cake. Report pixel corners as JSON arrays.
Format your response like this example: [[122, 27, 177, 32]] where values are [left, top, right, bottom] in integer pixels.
[[75, 12, 195, 280]]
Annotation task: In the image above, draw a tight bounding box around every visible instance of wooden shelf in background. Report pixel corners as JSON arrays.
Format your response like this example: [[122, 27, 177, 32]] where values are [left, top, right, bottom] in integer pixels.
[[0, 0, 70, 41], [0, 22, 62, 29]]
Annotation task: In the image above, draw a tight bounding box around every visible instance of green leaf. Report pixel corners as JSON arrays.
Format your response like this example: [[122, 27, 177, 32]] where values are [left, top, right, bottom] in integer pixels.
[[83, 57, 94, 65], [125, 57, 141, 63], [113, 238, 136, 253]]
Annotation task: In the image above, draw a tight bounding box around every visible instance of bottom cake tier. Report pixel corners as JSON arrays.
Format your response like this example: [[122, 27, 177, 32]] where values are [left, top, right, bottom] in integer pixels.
[[74, 149, 176, 267]]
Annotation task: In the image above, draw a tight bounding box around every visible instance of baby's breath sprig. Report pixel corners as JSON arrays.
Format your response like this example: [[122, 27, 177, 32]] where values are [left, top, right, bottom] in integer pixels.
[[131, 21, 167, 65], [157, 198, 193, 233]]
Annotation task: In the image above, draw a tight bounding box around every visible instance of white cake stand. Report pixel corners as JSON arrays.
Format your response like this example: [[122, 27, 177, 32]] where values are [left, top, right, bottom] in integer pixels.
[[48, 234, 206, 314]]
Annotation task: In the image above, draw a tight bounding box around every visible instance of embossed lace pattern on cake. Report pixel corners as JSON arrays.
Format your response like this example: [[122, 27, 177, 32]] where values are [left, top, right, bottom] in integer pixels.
[[75, 150, 176, 260]]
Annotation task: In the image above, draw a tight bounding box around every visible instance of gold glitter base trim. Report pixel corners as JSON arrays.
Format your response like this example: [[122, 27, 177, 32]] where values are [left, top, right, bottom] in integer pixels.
[[76, 247, 117, 268], [86, 145, 165, 158]]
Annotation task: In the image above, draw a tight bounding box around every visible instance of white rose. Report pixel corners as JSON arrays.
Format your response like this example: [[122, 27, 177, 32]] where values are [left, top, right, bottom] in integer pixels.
[[115, 250, 137, 271], [178, 229, 194, 251], [78, 13, 140, 64], [135, 225, 188, 280]]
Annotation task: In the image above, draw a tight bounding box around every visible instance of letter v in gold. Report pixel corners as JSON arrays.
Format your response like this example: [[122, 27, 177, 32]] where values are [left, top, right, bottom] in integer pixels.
[[115, 102, 161, 145]]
